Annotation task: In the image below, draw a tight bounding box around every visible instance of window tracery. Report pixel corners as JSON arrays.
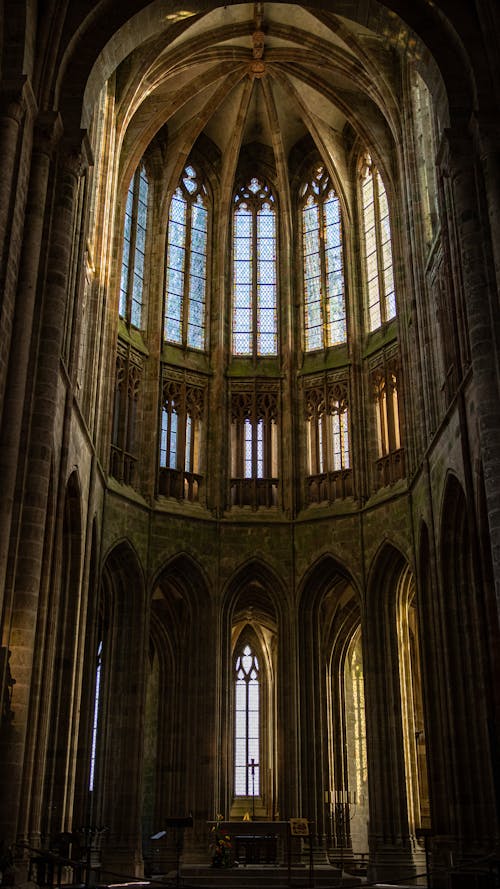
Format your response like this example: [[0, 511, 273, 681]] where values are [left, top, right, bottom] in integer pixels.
[[411, 71, 439, 245], [120, 163, 149, 328], [370, 350, 404, 488], [351, 645, 367, 803], [159, 372, 205, 501], [303, 374, 352, 504], [89, 639, 103, 792], [110, 343, 143, 487], [230, 381, 278, 508], [360, 155, 396, 331], [301, 164, 346, 351], [232, 176, 277, 357], [234, 642, 260, 797], [165, 164, 208, 350]]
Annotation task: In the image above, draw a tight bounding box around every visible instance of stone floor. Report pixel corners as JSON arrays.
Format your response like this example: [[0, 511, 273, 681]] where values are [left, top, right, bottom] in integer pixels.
[[156, 864, 363, 888]]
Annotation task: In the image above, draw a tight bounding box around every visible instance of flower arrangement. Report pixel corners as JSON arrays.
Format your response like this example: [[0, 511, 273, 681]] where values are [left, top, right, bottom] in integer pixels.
[[210, 815, 232, 868]]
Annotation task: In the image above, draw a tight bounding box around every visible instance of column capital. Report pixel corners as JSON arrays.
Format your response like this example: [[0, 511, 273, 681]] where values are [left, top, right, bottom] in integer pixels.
[[33, 112, 63, 156], [59, 130, 94, 178], [436, 126, 474, 178], [468, 111, 500, 160], [0, 76, 37, 122]]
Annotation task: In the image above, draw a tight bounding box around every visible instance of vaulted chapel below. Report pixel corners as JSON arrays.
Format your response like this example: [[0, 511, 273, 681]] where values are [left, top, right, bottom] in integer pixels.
[[0, 2, 499, 889]]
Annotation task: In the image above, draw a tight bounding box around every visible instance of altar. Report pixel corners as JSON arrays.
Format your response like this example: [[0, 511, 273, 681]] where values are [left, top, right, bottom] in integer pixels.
[[209, 821, 290, 866]]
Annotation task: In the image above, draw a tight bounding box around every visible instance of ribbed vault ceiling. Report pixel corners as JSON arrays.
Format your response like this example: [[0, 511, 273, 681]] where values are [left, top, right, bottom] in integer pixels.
[[117, 2, 405, 189]]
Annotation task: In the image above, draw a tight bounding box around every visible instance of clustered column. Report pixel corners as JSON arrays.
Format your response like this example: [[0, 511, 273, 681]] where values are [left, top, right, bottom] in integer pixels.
[[444, 126, 500, 623], [0, 137, 89, 844]]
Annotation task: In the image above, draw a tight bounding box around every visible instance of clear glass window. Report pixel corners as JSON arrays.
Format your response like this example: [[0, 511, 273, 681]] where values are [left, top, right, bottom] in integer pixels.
[[120, 164, 149, 327], [361, 156, 396, 331], [301, 164, 346, 351], [165, 165, 208, 350], [232, 177, 277, 357], [234, 643, 260, 796]]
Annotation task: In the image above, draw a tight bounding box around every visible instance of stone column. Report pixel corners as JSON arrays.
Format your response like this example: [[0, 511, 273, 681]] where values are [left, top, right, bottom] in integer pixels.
[[363, 598, 415, 884], [0, 137, 89, 843], [0, 77, 37, 430], [0, 78, 34, 277], [0, 112, 63, 626], [443, 126, 500, 626], [474, 116, 500, 302]]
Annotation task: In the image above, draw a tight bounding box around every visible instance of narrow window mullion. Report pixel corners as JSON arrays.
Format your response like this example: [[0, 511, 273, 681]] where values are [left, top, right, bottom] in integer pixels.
[[245, 678, 250, 794], [234, 644, 260, 798], [167, 406, 173, 467], [177, 384, 188, 472], [312, 408, 321, 474], [323, 381, 330, 472], [320, 201, 328, 347], [237, 420, 244, 478], [252, 204, 258, 358], [264, 414, 271, 478], [182, 195, 193, 348], [126, 171, 140, 323], [122, 354, 130, 456], [380, 384, 389, 456], [372, 168, 386, 325], [252, 392, 258, 480], [386, 372, 400, 452]]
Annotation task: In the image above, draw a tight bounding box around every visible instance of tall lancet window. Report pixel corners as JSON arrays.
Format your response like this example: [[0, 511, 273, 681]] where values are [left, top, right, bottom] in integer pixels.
[[371, 352, 404, 488], [120, 163, 149, 327], [235, 643, 260, 796], [159, 376, 204, 502], [165, 164, 208, 350], [230, 383, 278, 508], [232, 177, 277, 357], [301, 164, 346, 351], [361, 155, 396, 331], [304, 376, 352, 504], [89, 640, 103, 792]]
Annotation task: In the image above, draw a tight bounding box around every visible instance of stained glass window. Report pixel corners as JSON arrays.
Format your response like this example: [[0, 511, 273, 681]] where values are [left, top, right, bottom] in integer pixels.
[[301, 164, 346, 351], [165, 165, 208, 350], [120, 164, 149, 327], [234, 643, 260, 796], [232, 177, 277, 357], [361, 156, 396, 331]]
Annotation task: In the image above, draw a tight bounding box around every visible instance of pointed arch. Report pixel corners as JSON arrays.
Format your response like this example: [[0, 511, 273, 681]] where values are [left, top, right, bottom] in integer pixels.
[[151, 551, 211, 613], [219, 558, 285, 822], [144, 552, 213, 862], [42, 469, 84, 838], [72, 3, 477, 140], [222, 557, 286, 627], [119, 160, 149, 328], [297, 554, 362, 848], [231, 174, 278, 358], [164, 161, 209, 351], [93, 539, 147, 874], [300, 160, 347, 351], [74, 516, 101, 829], [364, 541, 417, 880], [436, 473, 498, 847]]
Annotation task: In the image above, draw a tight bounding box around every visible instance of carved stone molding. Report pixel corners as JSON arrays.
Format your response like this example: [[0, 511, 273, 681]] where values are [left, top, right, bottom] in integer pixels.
[[60, 130, 94, 178], [0, 76, 37, 122], [33, 111, 63, 156]]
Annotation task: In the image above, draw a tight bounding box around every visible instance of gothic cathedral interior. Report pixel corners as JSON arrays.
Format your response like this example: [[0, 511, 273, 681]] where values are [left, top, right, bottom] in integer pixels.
[[0, 2, 499, 888]]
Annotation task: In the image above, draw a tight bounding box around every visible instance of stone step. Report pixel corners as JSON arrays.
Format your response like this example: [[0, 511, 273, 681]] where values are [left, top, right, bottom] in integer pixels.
[[157, 865, 363, 888]]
